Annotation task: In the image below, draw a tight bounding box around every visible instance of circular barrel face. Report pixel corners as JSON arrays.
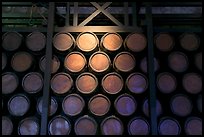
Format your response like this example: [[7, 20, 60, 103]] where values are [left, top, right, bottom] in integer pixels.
[[37, 97, 58, 116], [8, 94, 30, 116], [11, 52, 33, 72], [195, 52, 202, 71], [48, 116, 71, 135], [185, 117, 202, 135], [2, 53, 7, 70], [26, 31, 46, 52], [101, 32, 123, 52], [74, 115, 97, 135], [168, 52, 188, 73], [170, 94, 192, 117], [53, 32, 75, 51], [76, 72, 98, 94], [18, 117, 39, 135], [62, 94, 85, 116], [128, 117, 150, 135], [142, 99, 162, 117], [22, 72, 43, 94], [114, 94, 137, 116], [114, 52, 135, 72], [2, 72, 19, 94], [39, 55, 60, 74], [124, 32, 147, 52], [2, 31, 23, 51], [182, 73, 202, 94], [2, 116, 13, 135], [76, 32, 98, 52], [140, 57, 159, 73], [101, 116, 124, 135], [155, 33, 174, 52], [51, 73, 73, 95], [88, 94, 110, 116], [180, 33, 200, 51], [158, 117, 181, 135], [89, 52, 111, 73], [64, 52, 86, 73], [102, 72, 123, 94], [126, 73, 148, 94], [157, 72, 177, 94]]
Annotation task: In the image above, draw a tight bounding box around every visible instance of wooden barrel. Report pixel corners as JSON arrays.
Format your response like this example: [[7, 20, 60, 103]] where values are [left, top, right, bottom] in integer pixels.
[[11, 51, 33, 72], [170, 94, 192, 117], [100, 115, 124, 135], [64, 52, 87, 74], [88, 94, 111, 116], [182, 73, 202, 94], [195, 52, 202, 71], [2, 72, 19, 94], [184, 117, 202, 135], [154, 33, 174, 52], [113, 52, 136, 73], [2, 31, 23, 51], [62, 94, 85, 116], [197, 94, 202, 113], [26, 31, 46, 52], [2, 116, 13, 135], [8, 94, 30, 116], [180, 33, 200, 51], [114, 94, 137, 116], [126, 72, 148, 94], [2, 52, 7, 70], [102, 72, 123, 94], [168, 51, 188, 72], [39, 55, 60, 74], [18, 117, 39, 135], [37, 97, 58, 116], [157, 72, 177, 94], [89, 51, 111, 74], [140, 57, 159, 73], [142, 99, 162, 117], [76, 72, 98, 94], [53, 32, 75, 52], [76, 32, 99, 53], [74, 115, 98, 135], [22, 72, 43, 94], [51, 72, 73, 95], [124, 32, 147, 52], [158, 117, 181, 135], [100, 32, 123, 52], [128, 117, 150, 135], [48, 115, 71, 135]]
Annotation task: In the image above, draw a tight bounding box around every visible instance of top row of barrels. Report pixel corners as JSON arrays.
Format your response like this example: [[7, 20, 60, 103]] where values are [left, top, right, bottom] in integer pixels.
[[2, 31, 200, 53]]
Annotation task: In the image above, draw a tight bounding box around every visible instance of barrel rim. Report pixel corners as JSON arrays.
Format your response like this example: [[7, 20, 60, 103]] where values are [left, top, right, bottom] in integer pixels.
[[51, 72, 73, 95], [88, 94, 111, 116], [126, 72, 148, 94], [2, 52, 7, 70], [75, 72, 98, 94], [184, 116, 202, 135], [89, 51, 111, 73], [64, 51, 87, 73], [22, 72, 43, 94], [101, 72, 124, 94], [74, 115, 98, 135], [2, 116, 13, 135], [113, 51, 136, 72], [62, 93, 85, 116]]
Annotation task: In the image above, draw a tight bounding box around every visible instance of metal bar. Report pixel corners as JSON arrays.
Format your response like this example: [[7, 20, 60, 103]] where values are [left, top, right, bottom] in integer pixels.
[[79, 2, 111, 26], [55, 26, 142, 32], [40, 2, 55, 135], [65, 2, 70, 26], [124, 2, 129, 26], [91, 2, 123, 26], [73, 2, 78, 26], [132, 2, 137, 27], [145, 3, 157, 135]]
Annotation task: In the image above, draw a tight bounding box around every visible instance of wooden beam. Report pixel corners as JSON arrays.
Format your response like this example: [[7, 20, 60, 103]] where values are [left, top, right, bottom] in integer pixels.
[[124, 2, 129, 26], [65, 2, 70, 26], [73, 2, 78, 26], [79, 2, 111, 26]]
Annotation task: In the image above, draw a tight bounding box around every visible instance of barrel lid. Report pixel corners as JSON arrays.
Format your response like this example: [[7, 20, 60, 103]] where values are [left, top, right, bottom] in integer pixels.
[[2, 72, 19, 94], [180, 32, 200, 51], [184, 116, 202, 135], [18, 117, 39, 135], [2, 52, 7, 70], [154, 33, 174, 52], [2, 116, 13, 135]]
